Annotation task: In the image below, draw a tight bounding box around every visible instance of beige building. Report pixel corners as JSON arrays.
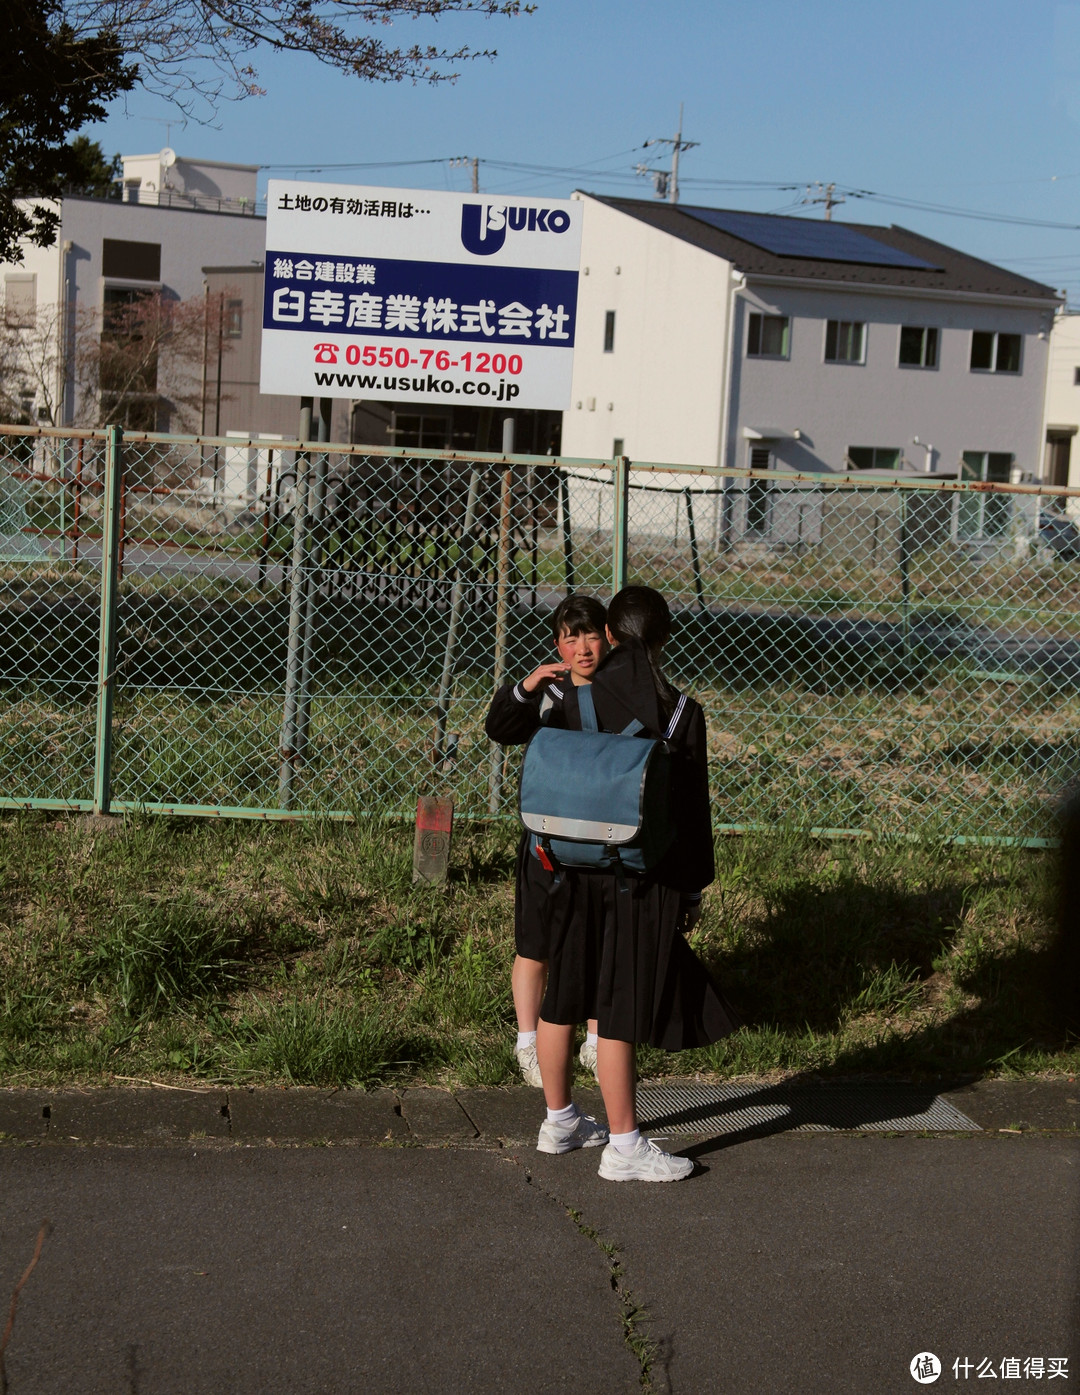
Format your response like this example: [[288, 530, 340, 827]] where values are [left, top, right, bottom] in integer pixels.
[[0, 153, 265, 431], [1043, 310, 1080, 500]]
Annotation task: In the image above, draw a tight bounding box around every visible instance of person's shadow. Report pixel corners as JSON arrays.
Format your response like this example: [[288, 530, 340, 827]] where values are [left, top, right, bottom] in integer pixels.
[[640, 819, 1076, 1164], [637, 1077, 961, 1163]]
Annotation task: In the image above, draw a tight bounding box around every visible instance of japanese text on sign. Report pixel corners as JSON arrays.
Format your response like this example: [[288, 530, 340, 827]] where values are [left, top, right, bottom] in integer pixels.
[[260, 182, 582, 411]]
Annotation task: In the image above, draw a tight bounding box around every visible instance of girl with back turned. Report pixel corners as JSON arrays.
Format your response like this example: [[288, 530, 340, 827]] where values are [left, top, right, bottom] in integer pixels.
[[530, 585, 740, 1180]]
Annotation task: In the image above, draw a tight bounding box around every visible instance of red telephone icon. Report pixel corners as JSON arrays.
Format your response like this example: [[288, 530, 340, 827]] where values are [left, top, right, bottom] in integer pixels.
[[314, 342, 339, 364]]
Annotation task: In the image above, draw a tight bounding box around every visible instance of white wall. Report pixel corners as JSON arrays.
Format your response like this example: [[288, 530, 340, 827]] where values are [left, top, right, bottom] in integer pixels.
[[729, 283, 1053, 480], [121, 154, 259, 210], [1045, 311, 1080, 488], [561, 194, 732, 468], [0, 217, 64, 420], [61, 196, 265, 307], [0, 194, 266, 426], [562, 197, 1055, 491]]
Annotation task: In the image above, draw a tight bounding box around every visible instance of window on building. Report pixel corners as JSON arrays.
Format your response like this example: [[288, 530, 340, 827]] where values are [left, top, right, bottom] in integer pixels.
[[102, 284, 145, 327], [824, 320, 865, 363], [99, 286, 160, 425], [1072, 366, 1080, 386], [391, 412, 449, 449], [101, 239, 161, 281], [745, 445, 772, 534], [4, 275, 36, 328], [847, 446, 902, 471], [957, 451, 1013, 539], [899, 325, 938, 369], [970, 331, 1021, 373], [1045, 432, 1072, 488], [225, 299, 243, 338], [612, 437, 624, 457], [747, 313, 790, 358], [603, 310, 615, 353]]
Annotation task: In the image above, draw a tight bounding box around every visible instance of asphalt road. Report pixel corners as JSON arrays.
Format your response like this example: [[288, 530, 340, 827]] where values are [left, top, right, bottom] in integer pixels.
[[0, 1126, 1076, 1394]]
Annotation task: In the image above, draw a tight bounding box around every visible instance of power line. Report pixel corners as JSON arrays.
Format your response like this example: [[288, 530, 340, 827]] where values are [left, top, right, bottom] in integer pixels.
[[832, 187, 1080, 232], [259, 153, 1080, 234], [261, 157, 463, 171]]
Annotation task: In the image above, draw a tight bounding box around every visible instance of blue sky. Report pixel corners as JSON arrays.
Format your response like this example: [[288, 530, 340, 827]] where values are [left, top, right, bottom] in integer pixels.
[[86, 0, 1080, 299]]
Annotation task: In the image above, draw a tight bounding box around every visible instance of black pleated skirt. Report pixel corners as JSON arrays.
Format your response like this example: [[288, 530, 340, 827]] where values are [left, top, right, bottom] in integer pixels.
[[530, 859, 742, 1050]]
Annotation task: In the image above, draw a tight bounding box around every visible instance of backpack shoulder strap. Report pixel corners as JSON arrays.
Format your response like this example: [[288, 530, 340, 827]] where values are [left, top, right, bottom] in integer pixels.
[[576, 683, 599, 733], [663, 693, 690, 740], [620, 718, 645, 736]]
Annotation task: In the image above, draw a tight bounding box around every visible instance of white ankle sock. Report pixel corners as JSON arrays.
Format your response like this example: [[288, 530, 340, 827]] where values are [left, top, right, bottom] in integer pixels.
[[516, 1031, 537, 1051], [546, 1103, 579, 1126], [610, 1129, 641, 1154], [585, 1031, 598, 1047]]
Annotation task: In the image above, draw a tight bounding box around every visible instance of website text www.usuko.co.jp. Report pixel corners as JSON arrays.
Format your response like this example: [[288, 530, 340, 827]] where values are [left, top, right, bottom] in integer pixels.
[[313, 370, 520, 400]]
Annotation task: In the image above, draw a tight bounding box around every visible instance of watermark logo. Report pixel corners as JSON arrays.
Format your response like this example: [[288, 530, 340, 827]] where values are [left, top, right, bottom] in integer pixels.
[[910, 1353, 941, 1384], [460, 202, 572, 256]]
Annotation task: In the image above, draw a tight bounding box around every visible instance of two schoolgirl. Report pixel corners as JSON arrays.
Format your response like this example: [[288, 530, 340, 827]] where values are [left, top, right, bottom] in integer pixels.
[[487, 584, 739, 1183]]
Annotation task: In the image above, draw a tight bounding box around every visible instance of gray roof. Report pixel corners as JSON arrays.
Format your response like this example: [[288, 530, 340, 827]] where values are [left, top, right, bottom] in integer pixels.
[[586, 195, 1059, 301]]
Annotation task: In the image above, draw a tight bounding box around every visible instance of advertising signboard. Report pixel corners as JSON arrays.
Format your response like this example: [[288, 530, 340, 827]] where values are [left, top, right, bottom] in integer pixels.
[[260, 181, 582, 411]]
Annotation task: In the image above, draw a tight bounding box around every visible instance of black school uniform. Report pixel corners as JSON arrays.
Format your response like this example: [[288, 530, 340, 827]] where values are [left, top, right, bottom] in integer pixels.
[[485, 674, 570, 962], [529, 643, 740, 1050]]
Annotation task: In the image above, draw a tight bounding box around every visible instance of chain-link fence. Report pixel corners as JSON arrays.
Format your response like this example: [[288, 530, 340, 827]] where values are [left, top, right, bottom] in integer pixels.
[[1, 424, 1077, 841]]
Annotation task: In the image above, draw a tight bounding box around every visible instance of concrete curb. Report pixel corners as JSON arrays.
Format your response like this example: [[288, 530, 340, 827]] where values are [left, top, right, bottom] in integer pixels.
[[0, 1078, 1075, 1147]]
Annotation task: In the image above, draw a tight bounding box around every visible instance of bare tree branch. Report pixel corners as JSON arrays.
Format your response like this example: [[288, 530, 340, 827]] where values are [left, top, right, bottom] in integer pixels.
[[0, 292, 228, 431], [57, 0, 533, 120]]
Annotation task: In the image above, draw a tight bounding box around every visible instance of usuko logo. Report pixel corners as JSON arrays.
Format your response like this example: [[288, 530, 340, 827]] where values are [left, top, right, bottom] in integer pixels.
[[460, 202, 572, 256]]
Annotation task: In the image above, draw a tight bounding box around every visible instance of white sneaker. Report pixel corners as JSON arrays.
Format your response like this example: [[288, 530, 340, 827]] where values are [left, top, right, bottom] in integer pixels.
[[537, 1112, 610, 1155], [598, 1136, 694, 1182], [578, 1039, 599, 1079], [515, 1042, 543, 1088]]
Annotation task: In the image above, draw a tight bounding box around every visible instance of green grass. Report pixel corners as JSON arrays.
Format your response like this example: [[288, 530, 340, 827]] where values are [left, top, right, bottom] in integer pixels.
[[0, 811, 1073, 1090]]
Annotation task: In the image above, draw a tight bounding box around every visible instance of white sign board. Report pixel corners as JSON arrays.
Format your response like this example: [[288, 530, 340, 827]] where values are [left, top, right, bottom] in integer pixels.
[[260, 181, 582, 411]]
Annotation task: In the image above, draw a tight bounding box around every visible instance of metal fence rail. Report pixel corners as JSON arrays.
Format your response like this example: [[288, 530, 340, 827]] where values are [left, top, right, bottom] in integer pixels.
[[1, 423, 1077, 842]]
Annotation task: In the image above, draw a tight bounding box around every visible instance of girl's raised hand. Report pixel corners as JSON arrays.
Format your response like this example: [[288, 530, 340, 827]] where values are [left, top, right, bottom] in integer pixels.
[[521, 661, 571, 693]]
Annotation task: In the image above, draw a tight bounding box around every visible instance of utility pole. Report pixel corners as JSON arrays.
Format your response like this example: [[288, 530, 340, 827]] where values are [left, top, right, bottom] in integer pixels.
[[636, 104, 699, 204], [801, 181, 845, 221], [450, 156, 479, 193]]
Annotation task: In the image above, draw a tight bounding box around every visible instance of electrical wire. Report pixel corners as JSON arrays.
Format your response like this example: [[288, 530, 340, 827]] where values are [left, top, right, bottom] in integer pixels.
[[260, 152, 1080, 236]]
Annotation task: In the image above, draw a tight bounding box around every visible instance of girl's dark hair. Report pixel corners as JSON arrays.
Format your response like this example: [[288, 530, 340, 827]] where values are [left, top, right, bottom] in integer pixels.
[[606, 585, 678, 716], [550, 594, 606, 643]]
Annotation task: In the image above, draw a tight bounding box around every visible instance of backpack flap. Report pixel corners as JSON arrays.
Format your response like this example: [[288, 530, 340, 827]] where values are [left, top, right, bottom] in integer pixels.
[[520, 727, 657, 847], [518, 680, 677, 873]]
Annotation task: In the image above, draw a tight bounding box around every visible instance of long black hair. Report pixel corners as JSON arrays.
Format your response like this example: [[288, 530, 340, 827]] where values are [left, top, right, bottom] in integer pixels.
[[606, 585, 679, 719]]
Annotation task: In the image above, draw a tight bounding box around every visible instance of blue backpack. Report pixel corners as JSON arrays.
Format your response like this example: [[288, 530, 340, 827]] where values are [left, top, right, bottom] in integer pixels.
[[519, 683, 688, 876]]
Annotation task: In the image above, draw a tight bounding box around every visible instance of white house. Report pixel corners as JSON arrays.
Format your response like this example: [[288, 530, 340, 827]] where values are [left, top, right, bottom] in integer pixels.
[[1043, 310, 1080, 502], [563, 194, 1060, 546], [0, 153, 265, 431]]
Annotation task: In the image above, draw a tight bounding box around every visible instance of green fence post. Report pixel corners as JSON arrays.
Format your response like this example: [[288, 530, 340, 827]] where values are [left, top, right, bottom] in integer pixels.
[[93, 424, 123, 816], [58, 439, 67, 564], [435, 466, 481, 767], [612, 455, 630, 594], [488, 421, 515, 813], [560, 468, 575, 595], [293, 424, 329, 770], [278, 400, 313, 810], [899, 490, 912, 670], [684, 486, 705, 611]]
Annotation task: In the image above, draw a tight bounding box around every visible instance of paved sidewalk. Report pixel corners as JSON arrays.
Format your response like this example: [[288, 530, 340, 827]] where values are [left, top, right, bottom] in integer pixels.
[[0, 1080, 1076, 1394], [1, 1076, 1077, 1147]]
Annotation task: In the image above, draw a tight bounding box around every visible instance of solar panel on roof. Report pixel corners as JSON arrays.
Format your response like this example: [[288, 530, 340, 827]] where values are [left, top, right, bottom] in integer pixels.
[[680, 207, 942, 270]]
